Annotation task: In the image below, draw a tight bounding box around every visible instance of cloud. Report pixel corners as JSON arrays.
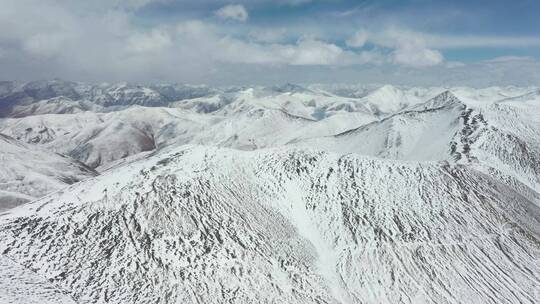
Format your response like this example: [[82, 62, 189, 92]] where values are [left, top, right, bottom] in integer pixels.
[[127, 29, 172, 53], [0, 0, 538, 85], [445, 61, 466, 68], [22, 33, 70, 57], [424, 35, 540, 49], [484, 56, 535, 63], [392, 46, 443, 67], [367, 28, 540, 50], [346, 30, 368, 48], [364, 28, 444, 67], [248, 28, 288, 43], [215, 4, 248, 22], [173, 23, 375, 66], [286, 39, 345, 65]]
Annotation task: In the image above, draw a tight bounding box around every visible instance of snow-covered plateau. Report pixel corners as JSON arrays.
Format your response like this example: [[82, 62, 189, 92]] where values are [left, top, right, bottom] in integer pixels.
[[0, 80, 539, 303]]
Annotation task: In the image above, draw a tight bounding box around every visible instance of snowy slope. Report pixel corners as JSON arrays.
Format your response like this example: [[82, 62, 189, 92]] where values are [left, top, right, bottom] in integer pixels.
[[0, 107, 218, 169], [0, 134, 97, 210], [463, 96, 540, 197], [292, 91, 465, 161], [0, 83, 539, 303], [291, 90, 540, 201], [0, 255, 76, 304], [0, 146, 538, 303], [0, 88, 378, 168]]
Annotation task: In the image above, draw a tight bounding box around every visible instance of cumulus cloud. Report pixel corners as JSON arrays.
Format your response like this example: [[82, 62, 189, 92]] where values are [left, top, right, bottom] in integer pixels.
[[392, 46, 443, 67], [346, 30, 368, 48], [0, 0, 381, 83], [365, 28, 445, 67], [286, 39, 344, 65], [173, 23, 374, 66], [215, 4, 248, 22], [0, 0, 538, 85]]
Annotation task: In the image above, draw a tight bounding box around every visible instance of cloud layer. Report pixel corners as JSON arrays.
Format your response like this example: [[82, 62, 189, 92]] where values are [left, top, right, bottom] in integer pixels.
[[0, 0, 538, 85]]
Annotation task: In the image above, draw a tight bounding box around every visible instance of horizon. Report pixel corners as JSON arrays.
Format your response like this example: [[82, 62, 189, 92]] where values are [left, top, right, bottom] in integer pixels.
[[2, 78, 539, 90]]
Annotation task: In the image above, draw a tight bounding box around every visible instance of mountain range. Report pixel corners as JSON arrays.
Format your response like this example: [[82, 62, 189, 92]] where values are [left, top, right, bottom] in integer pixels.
[[0, 80, 538, 303]]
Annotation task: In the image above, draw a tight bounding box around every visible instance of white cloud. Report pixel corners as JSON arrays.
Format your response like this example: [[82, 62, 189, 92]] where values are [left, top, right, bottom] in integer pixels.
[[346, 30, 368, 48], [424, 35, 540, 49], [22, 33, 69, 57], [127, 29, 172, 53], [0, 0, 538, 85], [392, 46, 443, 67], [445, 61, 466, 68], [368, 28, 540, 50], [287, 39, 344, 65], [248, 28, 288, 43], [279, 0, 313, 5], [364, 28, 444, 67], [215, 4, 248, 22], [484, 56, 535, 63], [171, 21, 376, 66]]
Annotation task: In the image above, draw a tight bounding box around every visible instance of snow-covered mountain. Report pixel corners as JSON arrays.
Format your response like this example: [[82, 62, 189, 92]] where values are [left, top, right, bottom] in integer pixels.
[[0, 80, 218, 117], [0, 82, 539, 303], [1, 146, 538, 303], [0, 107, 218, 169], [293, 89, 540, 203], [292, 91, 465, 161], [0, 134, 97, 210]]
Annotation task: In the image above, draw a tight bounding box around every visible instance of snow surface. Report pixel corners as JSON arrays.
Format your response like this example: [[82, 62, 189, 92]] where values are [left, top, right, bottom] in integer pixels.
[[0, 82, 539, 303], [0, 145, 539, 303], [0, 133, 97, 210]]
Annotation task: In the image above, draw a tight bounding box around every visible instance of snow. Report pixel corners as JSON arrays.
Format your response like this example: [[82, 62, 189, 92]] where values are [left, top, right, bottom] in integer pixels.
[[0, 145, 538, 303], [0, 255, 75, 304], [0, 133, 97, 210], [0, 81, 539, 303]]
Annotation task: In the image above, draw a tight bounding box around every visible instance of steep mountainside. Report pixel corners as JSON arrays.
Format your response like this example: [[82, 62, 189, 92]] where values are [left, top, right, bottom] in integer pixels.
[[292, 90, 540, 204], [0, 146, 538, 303], [292, 91, 465, 161], [0, 134, 97, 210]]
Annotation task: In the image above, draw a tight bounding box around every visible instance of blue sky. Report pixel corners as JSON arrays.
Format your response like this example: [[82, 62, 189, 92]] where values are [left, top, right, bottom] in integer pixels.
[[1, 0, 539, 85]]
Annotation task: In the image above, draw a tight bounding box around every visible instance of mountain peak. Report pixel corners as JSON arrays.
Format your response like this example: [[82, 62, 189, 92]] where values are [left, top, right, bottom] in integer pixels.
[[410, 90, 464, 111], [361, 84, 407, 113]]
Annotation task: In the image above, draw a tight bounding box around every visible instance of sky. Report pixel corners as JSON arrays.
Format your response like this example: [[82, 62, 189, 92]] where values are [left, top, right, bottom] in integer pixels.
[[1, 0, 539, 86]]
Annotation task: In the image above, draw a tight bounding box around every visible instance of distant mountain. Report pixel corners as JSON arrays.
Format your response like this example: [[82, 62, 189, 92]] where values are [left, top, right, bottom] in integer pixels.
[[0, 80, 220, 117], [0, 107, 216, 169], [8, 96, 100, 117]]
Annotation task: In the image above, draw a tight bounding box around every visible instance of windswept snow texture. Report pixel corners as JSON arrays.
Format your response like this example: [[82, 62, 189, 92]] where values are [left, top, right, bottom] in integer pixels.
[[0, 81, 539, 303], [0, 146, 539, 303]]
